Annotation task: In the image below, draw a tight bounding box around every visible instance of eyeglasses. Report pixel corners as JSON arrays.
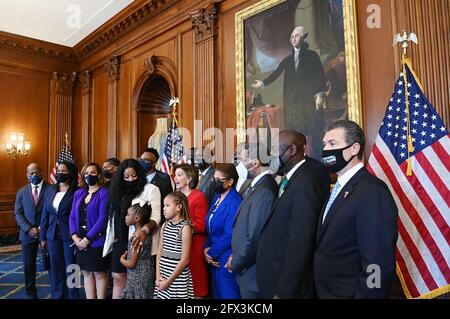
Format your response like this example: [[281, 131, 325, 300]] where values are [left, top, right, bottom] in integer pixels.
[[213, 177, 230, 183]]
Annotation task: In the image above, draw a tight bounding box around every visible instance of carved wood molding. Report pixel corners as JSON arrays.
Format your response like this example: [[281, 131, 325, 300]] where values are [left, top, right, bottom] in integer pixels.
[[52, 72, 77, 95], [75, 0, 182, 60], [79, 70, 92, 95], [190, 3, 218, 43], [143, 55, 178, 94], [105, 55, 121, 82], [0, 36, 77, 62]]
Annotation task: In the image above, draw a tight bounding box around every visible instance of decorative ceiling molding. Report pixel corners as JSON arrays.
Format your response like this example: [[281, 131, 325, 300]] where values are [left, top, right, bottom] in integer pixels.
[[75, 0, 181, 60], [0, 0, 217, 64], [0, 33, 77, 62]]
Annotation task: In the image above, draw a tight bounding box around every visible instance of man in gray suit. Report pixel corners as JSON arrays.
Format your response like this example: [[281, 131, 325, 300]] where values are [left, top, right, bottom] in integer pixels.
[[14, 163, 50, 299], [225, 142, 278, 298]]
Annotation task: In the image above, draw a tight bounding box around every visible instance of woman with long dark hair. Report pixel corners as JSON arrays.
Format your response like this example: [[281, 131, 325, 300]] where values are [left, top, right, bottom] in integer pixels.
[[105, 158, 162, 298], [106, 159, 147, 298], [40, 160, 80, 299]]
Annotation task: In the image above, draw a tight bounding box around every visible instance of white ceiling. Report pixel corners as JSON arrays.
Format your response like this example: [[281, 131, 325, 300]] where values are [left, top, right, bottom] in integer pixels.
[[0, 0, 135, 47]]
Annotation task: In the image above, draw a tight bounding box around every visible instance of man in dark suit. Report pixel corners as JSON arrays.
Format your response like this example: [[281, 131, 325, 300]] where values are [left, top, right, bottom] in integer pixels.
[[138, 147, 172, 224], [189, 146, 216, 206], [252, 26, 327, 158], [226, 142, 278, 298], [234, 143, 253, 196], [14, 163, 50, 299], [256, 131, 329, 299], [315, 120, 398, 298]]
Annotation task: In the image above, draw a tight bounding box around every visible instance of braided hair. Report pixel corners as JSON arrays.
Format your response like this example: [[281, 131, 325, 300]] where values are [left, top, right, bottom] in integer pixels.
[[130, 202, 152, 227], [166, 191, 191, 222]]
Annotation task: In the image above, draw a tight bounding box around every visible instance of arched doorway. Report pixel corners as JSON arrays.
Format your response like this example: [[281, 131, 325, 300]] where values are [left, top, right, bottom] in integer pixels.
[[132, 55, 178, 156], [137, 74, 171, 153]]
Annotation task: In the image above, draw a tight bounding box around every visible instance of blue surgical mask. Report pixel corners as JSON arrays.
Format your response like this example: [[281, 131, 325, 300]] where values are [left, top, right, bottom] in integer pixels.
[[139, 160, 153, 172], [28, 175, 42, 185]]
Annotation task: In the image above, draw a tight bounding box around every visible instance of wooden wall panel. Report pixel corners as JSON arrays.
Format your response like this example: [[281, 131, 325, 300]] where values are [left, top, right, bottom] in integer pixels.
[[392, 0, 450, 128], [118, 61, 132, 159], [91, 72, 109, 164], [218, 0, 258, 162], [0, 71, 50, 190], [356, 0, 397, 157], [72, 84, 83, 165], [0, 70, 50, 234], [181, 30, 194, 149]]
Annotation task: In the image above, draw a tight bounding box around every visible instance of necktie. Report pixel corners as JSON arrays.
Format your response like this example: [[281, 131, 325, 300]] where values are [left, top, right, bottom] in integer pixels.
[[278, 177, 288, 198], [322, 181, 341, 223], [33, 186, 39, 206]]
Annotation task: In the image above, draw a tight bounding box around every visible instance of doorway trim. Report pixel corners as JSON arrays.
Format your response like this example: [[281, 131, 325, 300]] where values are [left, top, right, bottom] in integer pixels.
[[131, 55, 178, 156]]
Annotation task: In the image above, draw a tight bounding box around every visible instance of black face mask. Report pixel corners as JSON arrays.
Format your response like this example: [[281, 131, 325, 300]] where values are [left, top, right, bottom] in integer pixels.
[[103, 170, 113, 179], [85, 175, 99, 186], [124, 180, 139, 189], [194, 159, 208, 171], [213, 180, 226, 194], [56, 173, 71, 183], [322, 144, 356, 173]]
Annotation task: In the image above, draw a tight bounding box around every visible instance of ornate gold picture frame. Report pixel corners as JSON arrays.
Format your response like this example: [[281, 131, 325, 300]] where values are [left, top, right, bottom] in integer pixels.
[[236, 0, 362, 159]]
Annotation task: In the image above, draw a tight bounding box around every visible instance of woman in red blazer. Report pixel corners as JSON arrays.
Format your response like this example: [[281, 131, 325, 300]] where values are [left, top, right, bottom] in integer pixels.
[[174, 164, 209, 298]]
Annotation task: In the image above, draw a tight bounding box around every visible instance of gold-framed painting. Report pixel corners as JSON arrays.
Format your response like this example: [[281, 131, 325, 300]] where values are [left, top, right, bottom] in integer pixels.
[[236, 0, 362, 159]]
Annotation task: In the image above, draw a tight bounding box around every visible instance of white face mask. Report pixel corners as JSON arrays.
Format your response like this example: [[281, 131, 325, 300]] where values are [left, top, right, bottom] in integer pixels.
[[235, 161, 248, 180], [269, 156, 280, 175]]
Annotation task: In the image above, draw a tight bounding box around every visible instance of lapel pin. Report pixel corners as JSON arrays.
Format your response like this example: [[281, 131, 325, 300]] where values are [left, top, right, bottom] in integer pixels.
[[344, 191, 349, 199]]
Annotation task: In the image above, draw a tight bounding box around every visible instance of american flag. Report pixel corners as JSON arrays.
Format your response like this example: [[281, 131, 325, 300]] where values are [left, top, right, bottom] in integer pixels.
[[367, 61, 450, 299], [49, 141, 75, 184], [160, 119, 184, 184]]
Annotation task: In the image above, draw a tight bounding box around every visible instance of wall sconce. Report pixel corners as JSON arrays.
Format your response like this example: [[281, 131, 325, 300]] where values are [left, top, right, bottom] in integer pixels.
[[5, 132, 31, 159]]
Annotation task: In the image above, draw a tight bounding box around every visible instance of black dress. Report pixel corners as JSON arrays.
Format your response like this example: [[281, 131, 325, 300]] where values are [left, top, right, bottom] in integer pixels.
[[76, 193, 109, 272], [110, 192, 135, 274]]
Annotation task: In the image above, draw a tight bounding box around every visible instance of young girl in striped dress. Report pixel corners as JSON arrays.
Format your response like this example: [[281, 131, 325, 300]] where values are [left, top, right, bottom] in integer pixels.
[[154, 191, 194, 299]]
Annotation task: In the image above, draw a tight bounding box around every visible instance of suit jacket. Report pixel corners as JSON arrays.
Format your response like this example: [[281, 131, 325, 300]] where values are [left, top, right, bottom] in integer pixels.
[[256, 159, 329, 299], [14, 182, 51, 243], [198, 166, 216, 206], [205, 187, 242, 265], [231, 174, 278, 293], [150, 169, 173, 224], [237, 178, 252, 196], [263, 45, 326, 132], [314, 167, 398, 299], [40, 186, 77, 242], [69, 187, 109, 248]]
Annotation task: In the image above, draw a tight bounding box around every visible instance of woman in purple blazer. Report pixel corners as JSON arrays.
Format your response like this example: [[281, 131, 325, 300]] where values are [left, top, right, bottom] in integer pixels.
[[70, 162, 109, 299]]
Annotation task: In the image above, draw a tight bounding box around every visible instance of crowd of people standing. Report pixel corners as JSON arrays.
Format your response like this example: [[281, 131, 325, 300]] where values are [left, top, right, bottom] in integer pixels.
[[14, 120, 398, 299]]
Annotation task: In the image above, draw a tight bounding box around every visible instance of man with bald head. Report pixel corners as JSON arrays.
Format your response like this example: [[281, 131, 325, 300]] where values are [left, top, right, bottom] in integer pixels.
[[14, 163, 51, 299], [252, 26, 327, 158], [256, 130, 329, 298]]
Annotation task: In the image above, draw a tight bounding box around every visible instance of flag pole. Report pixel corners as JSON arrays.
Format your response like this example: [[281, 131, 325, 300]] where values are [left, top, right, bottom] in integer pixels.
[[64, 131, 69, 162], [394, 31, 418, 176], [169, 97, 180, 176]]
